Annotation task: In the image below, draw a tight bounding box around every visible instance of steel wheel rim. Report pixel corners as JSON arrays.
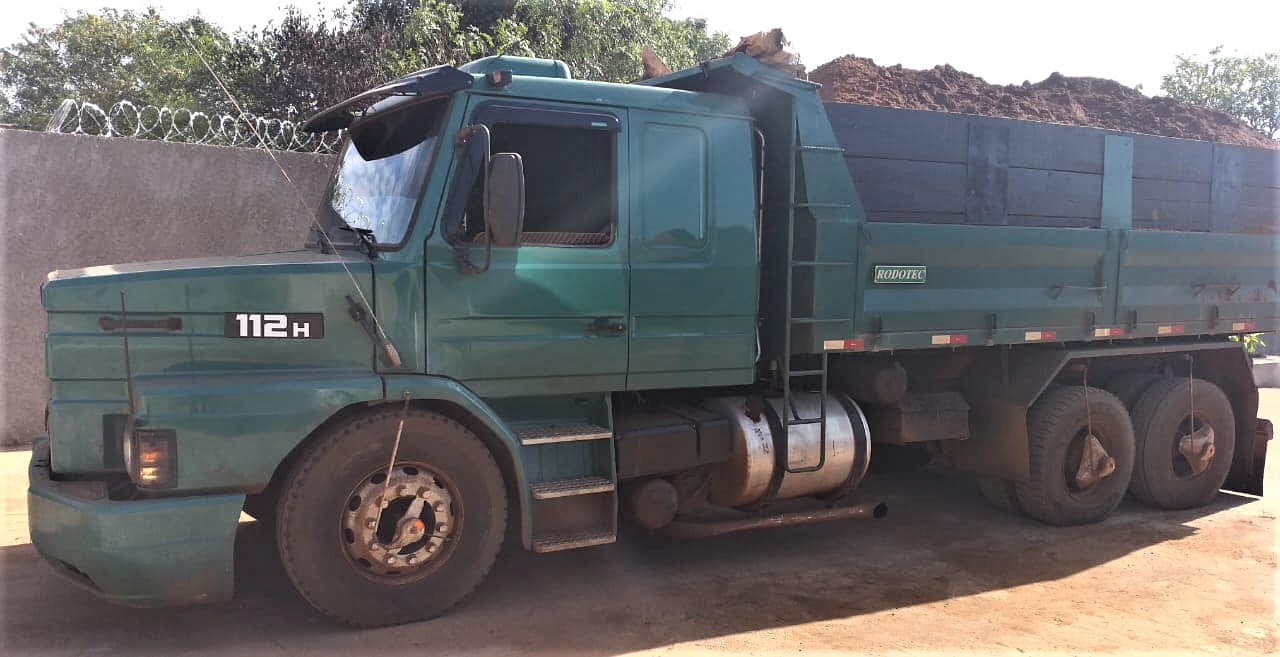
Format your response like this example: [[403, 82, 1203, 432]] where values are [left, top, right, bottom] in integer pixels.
[[338, 461, 460, 582]]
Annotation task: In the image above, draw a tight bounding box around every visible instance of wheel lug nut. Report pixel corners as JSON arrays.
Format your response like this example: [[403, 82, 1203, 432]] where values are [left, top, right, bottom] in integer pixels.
[[384, 555, 397, 565], [368, 540, 381, 552], [406, 556, 418, 565], [436, 523, 448, 532], [417, 487, 430, 499], [433, 501, 445, 513], [396, 485, 409, 496], [365, 519, 378, 529]]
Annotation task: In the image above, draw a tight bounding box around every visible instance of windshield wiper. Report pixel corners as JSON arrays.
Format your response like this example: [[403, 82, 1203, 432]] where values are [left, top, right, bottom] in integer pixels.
[[339, 225, 379, 258]]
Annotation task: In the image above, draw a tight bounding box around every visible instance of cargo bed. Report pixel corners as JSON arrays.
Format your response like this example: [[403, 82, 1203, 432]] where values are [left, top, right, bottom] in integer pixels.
[[818, 103, 1280, 352], [644, 54, 1279, 356]]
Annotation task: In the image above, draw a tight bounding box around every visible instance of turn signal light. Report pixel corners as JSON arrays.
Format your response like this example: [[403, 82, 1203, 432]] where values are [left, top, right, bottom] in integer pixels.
[[126, 428, 178, 489]]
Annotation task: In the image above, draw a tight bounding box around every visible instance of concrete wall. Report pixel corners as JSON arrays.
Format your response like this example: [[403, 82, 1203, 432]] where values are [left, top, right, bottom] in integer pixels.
[[0, 129, 335, 445]]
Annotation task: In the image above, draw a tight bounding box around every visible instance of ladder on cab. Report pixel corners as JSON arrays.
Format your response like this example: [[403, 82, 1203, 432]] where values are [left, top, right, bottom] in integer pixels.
[[778, 111, 857, 474]]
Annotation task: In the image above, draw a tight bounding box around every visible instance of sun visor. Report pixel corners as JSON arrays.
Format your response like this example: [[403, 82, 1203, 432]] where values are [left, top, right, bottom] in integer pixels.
[[300, 66, 474, 133]]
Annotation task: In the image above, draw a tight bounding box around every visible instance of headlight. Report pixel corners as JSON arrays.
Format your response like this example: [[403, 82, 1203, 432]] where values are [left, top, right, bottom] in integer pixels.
[[125, 427, 178, 489]]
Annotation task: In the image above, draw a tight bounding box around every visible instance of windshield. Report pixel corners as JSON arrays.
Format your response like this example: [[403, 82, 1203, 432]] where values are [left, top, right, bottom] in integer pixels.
[[325, 97, 450, 247]]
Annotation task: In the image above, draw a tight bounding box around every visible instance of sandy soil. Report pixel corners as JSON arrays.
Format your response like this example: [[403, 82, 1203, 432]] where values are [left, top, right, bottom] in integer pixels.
[[2, 392, 1276, 656], [810, 55, 1279, 150]]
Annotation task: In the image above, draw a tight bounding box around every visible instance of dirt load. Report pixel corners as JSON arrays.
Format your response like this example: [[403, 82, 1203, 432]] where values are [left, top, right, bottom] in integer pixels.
[[811, 55, 1279, 150]]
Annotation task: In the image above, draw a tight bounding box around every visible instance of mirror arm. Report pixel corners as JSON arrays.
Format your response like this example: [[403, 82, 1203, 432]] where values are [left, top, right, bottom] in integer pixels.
[[452, 239, 492, 274]]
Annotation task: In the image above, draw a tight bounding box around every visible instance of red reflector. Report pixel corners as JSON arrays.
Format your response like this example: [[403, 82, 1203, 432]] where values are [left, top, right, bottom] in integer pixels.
[[950, 335, 968, 345], [1042, 330, 1057, 340], [1172, 324, 1185, 334]]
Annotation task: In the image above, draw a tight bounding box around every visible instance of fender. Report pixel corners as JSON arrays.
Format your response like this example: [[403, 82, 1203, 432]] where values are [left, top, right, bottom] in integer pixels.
[[134, 371, 384, 491], [380, 375, 534, 549], [137, 372, 533, 545]]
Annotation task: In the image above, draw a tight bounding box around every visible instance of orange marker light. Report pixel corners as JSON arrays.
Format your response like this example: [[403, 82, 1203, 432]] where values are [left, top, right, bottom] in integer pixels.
[[129, 429, 178, 488]]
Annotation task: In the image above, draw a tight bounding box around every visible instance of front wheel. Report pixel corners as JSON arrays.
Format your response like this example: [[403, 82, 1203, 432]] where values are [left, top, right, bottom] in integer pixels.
[[276, 406, 507, 627]]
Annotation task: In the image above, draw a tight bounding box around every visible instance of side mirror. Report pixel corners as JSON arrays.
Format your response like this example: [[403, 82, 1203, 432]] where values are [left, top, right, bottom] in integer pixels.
[[484, 152, 525, 248]]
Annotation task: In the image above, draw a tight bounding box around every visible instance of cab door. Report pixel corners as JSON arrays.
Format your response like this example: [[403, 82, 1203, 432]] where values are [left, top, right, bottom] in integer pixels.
[[424, 100, 629, 397], [625, 109, 759, 390]]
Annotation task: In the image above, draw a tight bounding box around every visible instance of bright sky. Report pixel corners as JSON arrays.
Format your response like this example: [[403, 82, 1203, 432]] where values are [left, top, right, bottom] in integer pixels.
[[4, 0, 1278, 94]]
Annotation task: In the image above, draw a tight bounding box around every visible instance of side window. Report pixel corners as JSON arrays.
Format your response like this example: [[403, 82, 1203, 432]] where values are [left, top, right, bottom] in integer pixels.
[[640, 123, 707, 247], [461, 120, 616, 247]]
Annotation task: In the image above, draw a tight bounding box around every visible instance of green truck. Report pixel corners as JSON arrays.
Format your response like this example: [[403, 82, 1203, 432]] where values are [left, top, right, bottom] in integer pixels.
[[29, 53, 1277, 626]]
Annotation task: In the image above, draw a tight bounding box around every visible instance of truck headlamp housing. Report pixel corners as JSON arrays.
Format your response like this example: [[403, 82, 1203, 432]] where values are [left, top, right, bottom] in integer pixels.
[[124, 428, 178, 489]]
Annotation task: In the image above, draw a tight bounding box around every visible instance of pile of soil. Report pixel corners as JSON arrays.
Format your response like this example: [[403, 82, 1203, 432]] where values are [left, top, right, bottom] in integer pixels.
[[809, 55, 1278, 150]]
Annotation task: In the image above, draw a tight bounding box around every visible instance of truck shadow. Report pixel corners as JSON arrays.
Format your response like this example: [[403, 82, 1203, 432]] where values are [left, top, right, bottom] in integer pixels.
[[0, 466, 1265, 656]]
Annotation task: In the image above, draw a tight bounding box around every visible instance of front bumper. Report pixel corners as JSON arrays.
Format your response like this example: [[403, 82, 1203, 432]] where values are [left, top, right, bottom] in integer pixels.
[[27, 438, 245, 607]]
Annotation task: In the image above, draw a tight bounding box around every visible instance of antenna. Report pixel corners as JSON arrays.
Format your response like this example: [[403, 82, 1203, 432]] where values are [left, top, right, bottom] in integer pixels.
[[120, 291, 136, 418], [177, 30, 402, 369]]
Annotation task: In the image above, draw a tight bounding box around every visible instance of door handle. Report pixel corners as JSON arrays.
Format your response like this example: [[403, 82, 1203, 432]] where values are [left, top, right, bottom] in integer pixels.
[[584, 320, 626, 335]]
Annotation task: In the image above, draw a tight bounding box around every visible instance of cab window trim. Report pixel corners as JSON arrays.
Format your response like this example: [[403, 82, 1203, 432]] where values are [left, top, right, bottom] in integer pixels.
[[465, 101, 621, 249]]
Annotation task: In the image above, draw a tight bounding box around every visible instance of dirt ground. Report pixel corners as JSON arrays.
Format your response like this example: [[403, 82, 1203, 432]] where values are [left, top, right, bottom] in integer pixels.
[[2, 392, 1277, 656]]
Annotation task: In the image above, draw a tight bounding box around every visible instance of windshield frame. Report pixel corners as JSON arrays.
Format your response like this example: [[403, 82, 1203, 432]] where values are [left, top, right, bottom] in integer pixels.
[[318, 93, 457, 253]]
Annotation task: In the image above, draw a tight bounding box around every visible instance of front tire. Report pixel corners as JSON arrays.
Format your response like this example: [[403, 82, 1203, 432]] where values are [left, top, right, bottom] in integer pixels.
[[1015, 386, 1135, 526], [276, 406, 507, 627]]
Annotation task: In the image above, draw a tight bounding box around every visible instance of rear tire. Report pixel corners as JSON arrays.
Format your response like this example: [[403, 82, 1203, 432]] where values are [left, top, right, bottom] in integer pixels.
[[1015, 386, 1135, 526], [276, 406, 506, 627], [977, 476, 1021, 514], [1104, 372, 1162, 410], [1129, 378, 1235, 510]]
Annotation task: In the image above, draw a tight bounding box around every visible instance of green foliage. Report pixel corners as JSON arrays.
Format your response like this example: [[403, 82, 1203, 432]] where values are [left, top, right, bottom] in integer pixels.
[[0, 9, 236, 130], [1161, 46, 1280, 138], [0, 0, 728, 130], [510, 0, 727, 82], [1229, 332, 1268, 356]]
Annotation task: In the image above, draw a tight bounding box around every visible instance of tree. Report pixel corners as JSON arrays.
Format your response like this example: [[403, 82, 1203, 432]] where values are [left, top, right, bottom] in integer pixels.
[[1, 0, 727, 132], [1162, 47, 1280, 138], [511, 0, 727, 82], [0, 9, 235, 130]]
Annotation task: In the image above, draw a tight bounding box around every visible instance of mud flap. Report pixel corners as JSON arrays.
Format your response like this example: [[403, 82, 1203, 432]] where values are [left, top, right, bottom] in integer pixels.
[[1224, 418, 1270, 496]]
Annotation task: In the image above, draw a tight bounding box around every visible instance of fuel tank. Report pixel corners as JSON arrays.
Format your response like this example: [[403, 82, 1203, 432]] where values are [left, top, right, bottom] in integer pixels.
[[702, 393, 871, 507]]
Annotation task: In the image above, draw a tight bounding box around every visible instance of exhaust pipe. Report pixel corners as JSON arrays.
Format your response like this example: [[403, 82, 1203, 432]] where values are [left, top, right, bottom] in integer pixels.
[[662, 501, 887, 539]]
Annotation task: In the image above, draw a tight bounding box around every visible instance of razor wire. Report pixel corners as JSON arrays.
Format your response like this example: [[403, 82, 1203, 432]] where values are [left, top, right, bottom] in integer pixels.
[[45, 99, 343, 153]]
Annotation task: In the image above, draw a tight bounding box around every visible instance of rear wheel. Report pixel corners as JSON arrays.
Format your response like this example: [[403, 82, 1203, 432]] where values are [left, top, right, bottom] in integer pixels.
[[1015, 386, 1135, 526], [1104, 372, 1162, 410], [1129, 378, 1235, 510], [276, 406, 506, 627], [977, 475, 1021, 514]]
